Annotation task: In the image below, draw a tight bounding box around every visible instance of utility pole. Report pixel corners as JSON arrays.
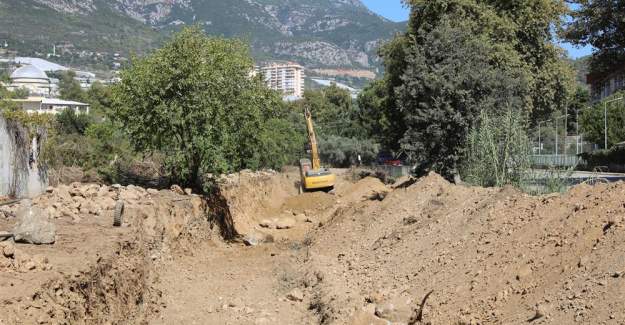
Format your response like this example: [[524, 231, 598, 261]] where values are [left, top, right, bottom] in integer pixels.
[[564, 103, 568, 156], [538, 120, 551, 155], [555, 115, 567, 157], [604, 97, 623, 149]]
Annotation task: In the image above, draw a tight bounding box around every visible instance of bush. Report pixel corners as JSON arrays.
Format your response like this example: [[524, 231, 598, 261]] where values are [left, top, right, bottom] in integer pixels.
[[56, 108, 93, 135], [580, 146, 625, 172], [462, 109, 532, 187]]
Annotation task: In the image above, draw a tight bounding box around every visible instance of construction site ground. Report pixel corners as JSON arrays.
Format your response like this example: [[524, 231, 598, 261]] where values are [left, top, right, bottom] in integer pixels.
[[1, 168, 625, 324]]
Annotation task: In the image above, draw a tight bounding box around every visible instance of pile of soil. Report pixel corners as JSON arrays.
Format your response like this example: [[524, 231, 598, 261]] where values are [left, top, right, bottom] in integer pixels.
[[302, 172, 625, 324]]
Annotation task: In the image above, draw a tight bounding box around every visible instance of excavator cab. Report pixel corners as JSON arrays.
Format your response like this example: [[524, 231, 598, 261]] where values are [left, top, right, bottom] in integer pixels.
[[299, 158, 335, 193]]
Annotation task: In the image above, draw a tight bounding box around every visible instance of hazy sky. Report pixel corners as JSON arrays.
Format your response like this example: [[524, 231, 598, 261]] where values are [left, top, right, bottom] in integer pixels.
[[361, 0, 594, 59]]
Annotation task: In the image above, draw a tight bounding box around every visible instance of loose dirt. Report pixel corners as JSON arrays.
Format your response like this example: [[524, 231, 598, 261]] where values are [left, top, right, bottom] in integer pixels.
[[1, 170, 625, 324]]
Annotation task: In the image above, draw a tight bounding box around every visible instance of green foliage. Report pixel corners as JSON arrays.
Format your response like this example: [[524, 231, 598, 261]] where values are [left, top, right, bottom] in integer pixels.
[[293, 85, 362, 138], [564, 0, 625, 75], [462, 109, 532, 188], [12, 87, 30, 99], [58, 71, 86, 102], [55, 109, 93, 135], [289, 84, 380, 167], [112, 27, 295, 187], [579, 91, 625, 149], [581, 146, 625, 168], [257, 114, 306, 170], [359, 0, 574, 179], [86, 82, 113, 118], [318, 136, 379, 168], [44, 119, 132, 172]]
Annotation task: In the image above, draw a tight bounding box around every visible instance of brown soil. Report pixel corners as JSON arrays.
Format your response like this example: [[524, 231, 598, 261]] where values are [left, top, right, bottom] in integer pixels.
[[1, 170, 625, 324]]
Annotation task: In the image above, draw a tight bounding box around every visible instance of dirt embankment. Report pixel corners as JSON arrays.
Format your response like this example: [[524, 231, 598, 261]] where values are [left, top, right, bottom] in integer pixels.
[[2, 169, 625, 325], [0, 183, 210, 325], [301, 173, 625, 324]]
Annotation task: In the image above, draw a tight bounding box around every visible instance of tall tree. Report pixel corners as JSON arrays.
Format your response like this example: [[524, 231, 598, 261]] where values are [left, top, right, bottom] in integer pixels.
[[112, 27, 292, 187], [565, 0, 625, 75], [358, 0, 574, 178]]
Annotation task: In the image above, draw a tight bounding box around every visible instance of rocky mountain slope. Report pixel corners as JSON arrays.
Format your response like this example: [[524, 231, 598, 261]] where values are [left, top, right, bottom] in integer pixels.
[[0, 0, 404, 70]]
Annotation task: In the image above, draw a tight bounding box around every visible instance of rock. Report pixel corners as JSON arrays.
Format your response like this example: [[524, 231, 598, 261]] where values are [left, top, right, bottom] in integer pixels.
[[286, 288, 304, 302], [120, 189, 140, 202], [184, 188, 193, 195], [349, 311, 388, 325], [97, 185, 110, 197], [243, 232, 274, 246], [54, 185, 72, 202], [374, 301, 412, 322], [374, 303, 395, 320], [170, 185, 185, 195], [259, 219, 274, 228], [276, 217, 296, 230], [516, 265, 532, 281], [12, 203, 56, 245], [295, 214, 308, 222], [147, 188, 159, 195], [531, 304, 547, 321], [254, 318, 271, 325], [24, 260, 36, 270], [1, 242, 15, 258], [45, 186, 54, 193], [99, 197, 116, 211], [578, 256, 589, 268]]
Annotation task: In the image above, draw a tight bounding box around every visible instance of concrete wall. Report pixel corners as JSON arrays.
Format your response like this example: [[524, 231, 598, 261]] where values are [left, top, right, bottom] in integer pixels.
[[0, 115, 47, 198]]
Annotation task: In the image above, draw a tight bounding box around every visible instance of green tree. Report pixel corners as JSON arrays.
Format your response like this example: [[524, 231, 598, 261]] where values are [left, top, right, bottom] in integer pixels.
[[56, 108, 93, 135], [579, 91, 625, 148], [564, 0, 625, 75], [86, 81, 113, 119], [358, 0, 574, 178], [58, 70, 86, 102], [293, 84, 361, 138], [112, 27, 291, 188]]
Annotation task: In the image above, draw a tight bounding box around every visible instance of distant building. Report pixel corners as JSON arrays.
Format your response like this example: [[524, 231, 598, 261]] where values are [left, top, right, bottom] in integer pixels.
[[10, 97, 89, 115], [587, 68, 625, 102], [258, 62, 305, 98], [311, 78, 361, 99], [7, 65, 51, 97]]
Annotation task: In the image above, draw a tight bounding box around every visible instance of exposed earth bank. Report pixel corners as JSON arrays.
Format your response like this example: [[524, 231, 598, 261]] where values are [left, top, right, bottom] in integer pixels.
[[1, 170, 624, 324]]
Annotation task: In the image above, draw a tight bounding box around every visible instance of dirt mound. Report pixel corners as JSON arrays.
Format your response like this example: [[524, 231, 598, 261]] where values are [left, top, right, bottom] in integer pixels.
[[302, 174, 625, 324], [338, 177, 389, 203], [282, 192, 336, 214]]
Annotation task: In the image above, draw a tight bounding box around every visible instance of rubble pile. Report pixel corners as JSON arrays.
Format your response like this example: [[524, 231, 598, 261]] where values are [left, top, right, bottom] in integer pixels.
[[0, 241, 52, 272]]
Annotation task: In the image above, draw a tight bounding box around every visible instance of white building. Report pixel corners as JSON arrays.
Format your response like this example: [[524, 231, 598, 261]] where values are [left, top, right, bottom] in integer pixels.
[[258, 62, 305, 98], [7, 65, 51, 97], [588, 68, 625, 102], [10, 97, 90, 115]]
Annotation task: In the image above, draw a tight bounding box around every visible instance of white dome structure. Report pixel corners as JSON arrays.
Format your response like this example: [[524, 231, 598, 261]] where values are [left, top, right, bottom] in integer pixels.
[[11, 65, 49, 80], [8, 65, 51, 97]]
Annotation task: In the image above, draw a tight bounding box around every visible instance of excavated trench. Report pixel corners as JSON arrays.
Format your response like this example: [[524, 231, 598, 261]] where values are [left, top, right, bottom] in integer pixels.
[[0, 170, 321, 324], [6, 170, 624, 324]]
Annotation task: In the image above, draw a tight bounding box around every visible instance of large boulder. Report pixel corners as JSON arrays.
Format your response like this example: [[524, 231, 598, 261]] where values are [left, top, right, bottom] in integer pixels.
[[12, 202, 56, 245]]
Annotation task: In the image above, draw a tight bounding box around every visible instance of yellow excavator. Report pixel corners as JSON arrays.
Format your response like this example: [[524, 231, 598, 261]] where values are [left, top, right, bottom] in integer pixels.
[[299, 107, 336, 193]]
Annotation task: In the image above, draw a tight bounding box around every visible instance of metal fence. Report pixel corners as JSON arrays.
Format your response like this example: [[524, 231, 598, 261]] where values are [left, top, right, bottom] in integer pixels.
[[530, 155, 583, 167]]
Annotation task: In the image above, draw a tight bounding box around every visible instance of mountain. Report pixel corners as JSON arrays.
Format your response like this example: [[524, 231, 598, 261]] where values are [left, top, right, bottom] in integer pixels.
[[0, 0, 404, 72]]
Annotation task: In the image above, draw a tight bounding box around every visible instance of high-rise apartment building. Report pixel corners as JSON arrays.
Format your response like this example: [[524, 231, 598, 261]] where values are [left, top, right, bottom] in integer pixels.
[[258, 62, 305, 98]]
